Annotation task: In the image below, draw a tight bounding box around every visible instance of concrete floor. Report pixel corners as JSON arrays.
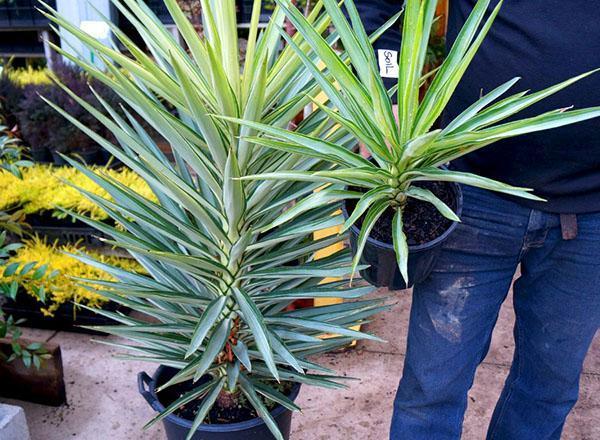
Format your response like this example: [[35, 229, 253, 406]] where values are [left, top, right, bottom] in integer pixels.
[[3, 288, 599, 440]]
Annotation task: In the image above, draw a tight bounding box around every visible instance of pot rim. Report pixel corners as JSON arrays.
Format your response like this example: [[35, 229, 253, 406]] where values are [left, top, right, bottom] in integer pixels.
[[144, 365, 301, 433], [341, 181, 464, 253]]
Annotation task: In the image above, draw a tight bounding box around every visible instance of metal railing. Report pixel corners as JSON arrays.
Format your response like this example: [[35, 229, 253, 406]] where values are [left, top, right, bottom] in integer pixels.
[[0, 0, 56, 29]]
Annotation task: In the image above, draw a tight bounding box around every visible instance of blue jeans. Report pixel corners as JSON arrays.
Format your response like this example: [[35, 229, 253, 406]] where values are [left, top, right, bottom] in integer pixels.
[[390, 186, 600, 440]]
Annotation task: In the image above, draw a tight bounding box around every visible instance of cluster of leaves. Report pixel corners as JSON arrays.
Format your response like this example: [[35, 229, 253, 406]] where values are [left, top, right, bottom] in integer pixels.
[[0, 117, 54, 369], [4, 66, 52, 87], [0, 120, 29, 235], [0, 163, 156, 221], [0, 336, 51, 370], [7, 236, 144, 317], [0, 233, 57, 304], [0, 123, 32, 179], [235, 0, 600, 284], [0, 232, 55, 369], [39, 0, 398, 438], [16, 63, 117, 154]]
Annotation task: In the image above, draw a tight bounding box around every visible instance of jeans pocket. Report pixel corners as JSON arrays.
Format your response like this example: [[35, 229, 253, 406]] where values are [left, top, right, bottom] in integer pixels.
[[441, 186, 528, 257], [460, 185, 529, 227]]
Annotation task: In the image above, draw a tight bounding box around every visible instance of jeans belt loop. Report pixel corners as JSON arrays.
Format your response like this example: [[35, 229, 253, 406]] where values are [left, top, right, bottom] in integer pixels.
[[560, 213, 578, 240]]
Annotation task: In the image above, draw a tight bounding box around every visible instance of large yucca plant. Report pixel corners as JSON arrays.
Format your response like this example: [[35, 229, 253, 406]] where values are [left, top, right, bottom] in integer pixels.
[[232, 0, 600, 283], [38, 0, 398, 438]]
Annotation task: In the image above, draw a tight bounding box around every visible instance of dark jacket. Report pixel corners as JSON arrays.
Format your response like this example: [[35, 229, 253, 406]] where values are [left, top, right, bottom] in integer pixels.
[[355, 0, 600, 213]]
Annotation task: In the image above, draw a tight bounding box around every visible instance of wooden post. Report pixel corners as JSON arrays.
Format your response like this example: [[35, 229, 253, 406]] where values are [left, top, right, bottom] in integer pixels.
[[436, 0, 449, 37]]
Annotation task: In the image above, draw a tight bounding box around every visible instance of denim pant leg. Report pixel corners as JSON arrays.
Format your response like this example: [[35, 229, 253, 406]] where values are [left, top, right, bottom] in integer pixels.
[[487, 211, 600, 440], [390, 187, 529, 440]]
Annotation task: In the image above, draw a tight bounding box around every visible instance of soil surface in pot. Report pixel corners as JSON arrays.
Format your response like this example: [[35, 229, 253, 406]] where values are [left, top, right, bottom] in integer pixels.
[[158, 378, 294, 424], [348, 181, 456, 246]]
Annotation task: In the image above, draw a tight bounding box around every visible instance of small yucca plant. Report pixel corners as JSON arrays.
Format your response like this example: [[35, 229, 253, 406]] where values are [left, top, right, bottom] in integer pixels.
[[232, 0, 600, 283], [38, 0, 396, 438]]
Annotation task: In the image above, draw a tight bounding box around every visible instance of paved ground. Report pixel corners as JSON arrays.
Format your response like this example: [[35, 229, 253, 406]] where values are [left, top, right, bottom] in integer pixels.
[[3, 286, 599, 440]]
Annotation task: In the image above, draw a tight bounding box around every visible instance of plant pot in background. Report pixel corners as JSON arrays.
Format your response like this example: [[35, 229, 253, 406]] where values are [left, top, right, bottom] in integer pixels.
[[139, 366, 301, 440], [343, 181, 463, 291], [0, 339, 66, 406]]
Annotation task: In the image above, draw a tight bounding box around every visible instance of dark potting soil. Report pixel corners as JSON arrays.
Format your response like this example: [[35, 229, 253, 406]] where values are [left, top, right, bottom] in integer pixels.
[[158, 377, 294, 425], [348, 181, 456, 246]]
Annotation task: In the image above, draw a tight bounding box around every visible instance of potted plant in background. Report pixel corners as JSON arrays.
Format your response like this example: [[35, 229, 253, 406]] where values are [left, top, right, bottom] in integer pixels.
[[0, 231, 55, 371], [2, 236, 144, 332], [39, 0, 397, 439], [0, 124, 66, 407], [0, 231, 67, 406], [232, 0, 600, 289]]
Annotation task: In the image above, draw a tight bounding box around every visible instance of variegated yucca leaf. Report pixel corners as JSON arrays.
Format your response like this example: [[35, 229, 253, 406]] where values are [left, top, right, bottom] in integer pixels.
[[38, 1, 396, 439], [233, 0, 600, 283]]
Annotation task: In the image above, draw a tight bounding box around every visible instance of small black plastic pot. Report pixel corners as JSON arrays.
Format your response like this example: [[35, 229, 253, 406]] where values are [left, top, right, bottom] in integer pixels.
[[342, 182, 463, 290], [138, 366, 301, 440]]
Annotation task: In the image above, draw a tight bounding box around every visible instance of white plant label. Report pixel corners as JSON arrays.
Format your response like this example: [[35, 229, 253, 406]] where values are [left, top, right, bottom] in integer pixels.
[[378, 49, 399, 78]]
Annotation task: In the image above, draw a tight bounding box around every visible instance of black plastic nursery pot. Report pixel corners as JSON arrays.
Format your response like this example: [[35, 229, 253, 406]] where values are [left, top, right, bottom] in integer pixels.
[[139, 366, 301, 440], [342, 182, 463, 291]]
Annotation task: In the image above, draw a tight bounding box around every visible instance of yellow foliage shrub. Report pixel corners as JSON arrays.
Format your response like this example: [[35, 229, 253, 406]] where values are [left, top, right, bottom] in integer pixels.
[[7, 236, 144, 316], [6, 67, 52, 87], [0, 164, 156, 221]]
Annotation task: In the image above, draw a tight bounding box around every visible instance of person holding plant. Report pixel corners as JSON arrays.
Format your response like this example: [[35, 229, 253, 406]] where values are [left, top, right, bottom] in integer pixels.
[[355, 1, 600, 439]]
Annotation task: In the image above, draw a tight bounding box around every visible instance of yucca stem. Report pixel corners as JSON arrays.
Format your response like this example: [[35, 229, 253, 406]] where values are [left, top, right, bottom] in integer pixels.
[[216, 388, 241, 409]]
